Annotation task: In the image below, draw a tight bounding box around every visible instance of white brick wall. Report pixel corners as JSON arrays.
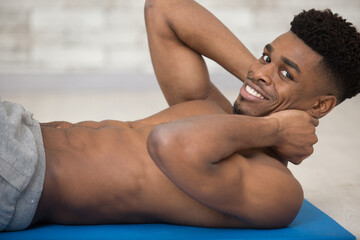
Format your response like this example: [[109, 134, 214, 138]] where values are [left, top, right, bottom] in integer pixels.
[[0, 0, 359, 75]]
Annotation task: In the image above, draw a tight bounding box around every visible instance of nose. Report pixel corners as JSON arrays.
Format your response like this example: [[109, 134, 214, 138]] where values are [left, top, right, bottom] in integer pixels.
[[252, 63, 274, 86]]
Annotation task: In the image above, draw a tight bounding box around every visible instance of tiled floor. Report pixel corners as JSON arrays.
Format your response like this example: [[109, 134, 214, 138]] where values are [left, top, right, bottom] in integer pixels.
[[1, 85, 359, 237]]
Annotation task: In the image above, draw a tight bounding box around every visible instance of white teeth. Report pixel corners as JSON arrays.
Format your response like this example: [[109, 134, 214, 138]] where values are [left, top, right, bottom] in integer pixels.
[[245, 85, 264, 99]]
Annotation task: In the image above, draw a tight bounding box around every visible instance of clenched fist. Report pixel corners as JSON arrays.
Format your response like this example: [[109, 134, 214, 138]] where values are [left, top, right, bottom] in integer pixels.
[[266, 110, 319, 165]]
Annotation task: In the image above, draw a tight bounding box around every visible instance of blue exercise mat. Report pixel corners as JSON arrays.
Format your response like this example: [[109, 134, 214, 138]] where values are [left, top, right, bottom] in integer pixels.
[[0, 200, 355, 240]]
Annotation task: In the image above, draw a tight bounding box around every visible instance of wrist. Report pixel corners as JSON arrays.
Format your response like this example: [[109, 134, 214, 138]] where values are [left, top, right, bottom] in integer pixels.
[[231, 115, 280, 149], [262, 115, 281, 147]]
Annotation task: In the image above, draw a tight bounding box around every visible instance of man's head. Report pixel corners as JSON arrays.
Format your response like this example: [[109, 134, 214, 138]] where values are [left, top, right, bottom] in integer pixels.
[[233, 9, 360, 118]]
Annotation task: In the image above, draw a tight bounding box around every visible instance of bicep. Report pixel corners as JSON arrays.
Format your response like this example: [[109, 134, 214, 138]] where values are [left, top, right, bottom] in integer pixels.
[[145, 1, 233, 110], [146, 6, 212, 106], [158, 153, 303, 228]]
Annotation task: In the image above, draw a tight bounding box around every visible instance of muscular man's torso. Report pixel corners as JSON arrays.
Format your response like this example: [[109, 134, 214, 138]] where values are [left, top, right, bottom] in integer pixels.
[[33, 100, 285, 228]]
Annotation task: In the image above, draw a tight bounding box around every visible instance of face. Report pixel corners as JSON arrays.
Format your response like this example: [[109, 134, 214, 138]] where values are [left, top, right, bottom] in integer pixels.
[[233, 31, 327, 117]]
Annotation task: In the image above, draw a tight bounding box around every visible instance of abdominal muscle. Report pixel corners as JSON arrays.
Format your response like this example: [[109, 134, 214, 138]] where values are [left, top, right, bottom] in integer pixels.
[[33, 100, 246, 228]]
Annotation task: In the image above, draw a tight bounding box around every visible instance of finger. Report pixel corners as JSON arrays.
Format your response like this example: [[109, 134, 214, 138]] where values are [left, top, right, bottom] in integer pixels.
[[311, 117, 319, 127], [308, 146, 314, 156], [313, 135, 318, 145], [289, 156, 304, 165], [291, 146, 314, 165]]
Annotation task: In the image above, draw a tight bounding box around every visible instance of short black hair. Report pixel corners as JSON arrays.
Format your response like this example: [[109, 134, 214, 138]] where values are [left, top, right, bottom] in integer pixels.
[[290, 9, 360, 104]]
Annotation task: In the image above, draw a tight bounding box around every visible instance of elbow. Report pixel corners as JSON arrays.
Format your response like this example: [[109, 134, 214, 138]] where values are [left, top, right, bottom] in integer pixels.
[[145, 0, 154, 10], [147, 125, 176, 168], [144, 0, 162, 29], [145, 0, 163, 12], [147, 126, 165, 165], [144, 0, 156, 21], [145, 0, 172, 17], [147, 124, 196, 170]]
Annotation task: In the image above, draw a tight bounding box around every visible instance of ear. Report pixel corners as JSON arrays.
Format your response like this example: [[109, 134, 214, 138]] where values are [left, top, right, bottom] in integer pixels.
[[307, 95, 337, 119]]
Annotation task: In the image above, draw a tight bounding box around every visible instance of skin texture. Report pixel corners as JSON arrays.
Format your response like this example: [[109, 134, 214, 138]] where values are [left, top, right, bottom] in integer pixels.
[[31, 0, 335, 229], [233, 34, 337, 118]]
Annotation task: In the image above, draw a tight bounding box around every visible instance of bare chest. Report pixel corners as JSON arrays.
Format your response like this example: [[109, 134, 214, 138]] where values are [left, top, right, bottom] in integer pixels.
[[36, 100, 238, 226]]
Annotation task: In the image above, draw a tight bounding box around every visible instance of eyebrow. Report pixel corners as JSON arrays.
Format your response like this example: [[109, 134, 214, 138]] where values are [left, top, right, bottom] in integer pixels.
[[264, 43, 301, 74], [265, 44, 273, 52], [281, 56, 301, 73]]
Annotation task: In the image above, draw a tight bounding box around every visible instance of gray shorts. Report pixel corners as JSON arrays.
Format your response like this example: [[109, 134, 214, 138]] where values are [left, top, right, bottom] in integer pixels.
[[0, 100, 46, 231]]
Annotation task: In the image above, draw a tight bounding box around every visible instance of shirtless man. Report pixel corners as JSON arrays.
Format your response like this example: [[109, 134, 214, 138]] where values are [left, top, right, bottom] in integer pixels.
[[1, 0, 359, 231]]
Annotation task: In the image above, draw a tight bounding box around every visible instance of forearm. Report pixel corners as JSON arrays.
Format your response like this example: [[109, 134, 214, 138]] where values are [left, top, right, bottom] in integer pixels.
[[145, 0, 255, 82], [146, 114, 279, 212], [147, 114, 278, 170], [146, 111, 314, 223]]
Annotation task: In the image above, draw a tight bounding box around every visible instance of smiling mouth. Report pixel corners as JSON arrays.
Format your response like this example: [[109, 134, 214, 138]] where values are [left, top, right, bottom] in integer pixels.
[[245, 85, 265, 99]]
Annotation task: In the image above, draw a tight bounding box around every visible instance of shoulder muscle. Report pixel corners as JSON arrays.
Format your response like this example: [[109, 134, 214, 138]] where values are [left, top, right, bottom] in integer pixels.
[[190, 152, 303, 228]]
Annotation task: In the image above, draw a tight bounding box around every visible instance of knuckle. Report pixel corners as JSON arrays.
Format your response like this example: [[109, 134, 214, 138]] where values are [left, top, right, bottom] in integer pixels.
[[309, 147, 314, 155], [292, 157, 304, 165], [314, 135, 319, 144], [294, 160, 301, 165]]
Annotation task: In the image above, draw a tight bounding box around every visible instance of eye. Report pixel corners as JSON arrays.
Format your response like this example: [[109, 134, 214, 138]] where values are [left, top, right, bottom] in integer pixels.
[[280, 69, 294, 80], [261, 53, 271, 63]]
